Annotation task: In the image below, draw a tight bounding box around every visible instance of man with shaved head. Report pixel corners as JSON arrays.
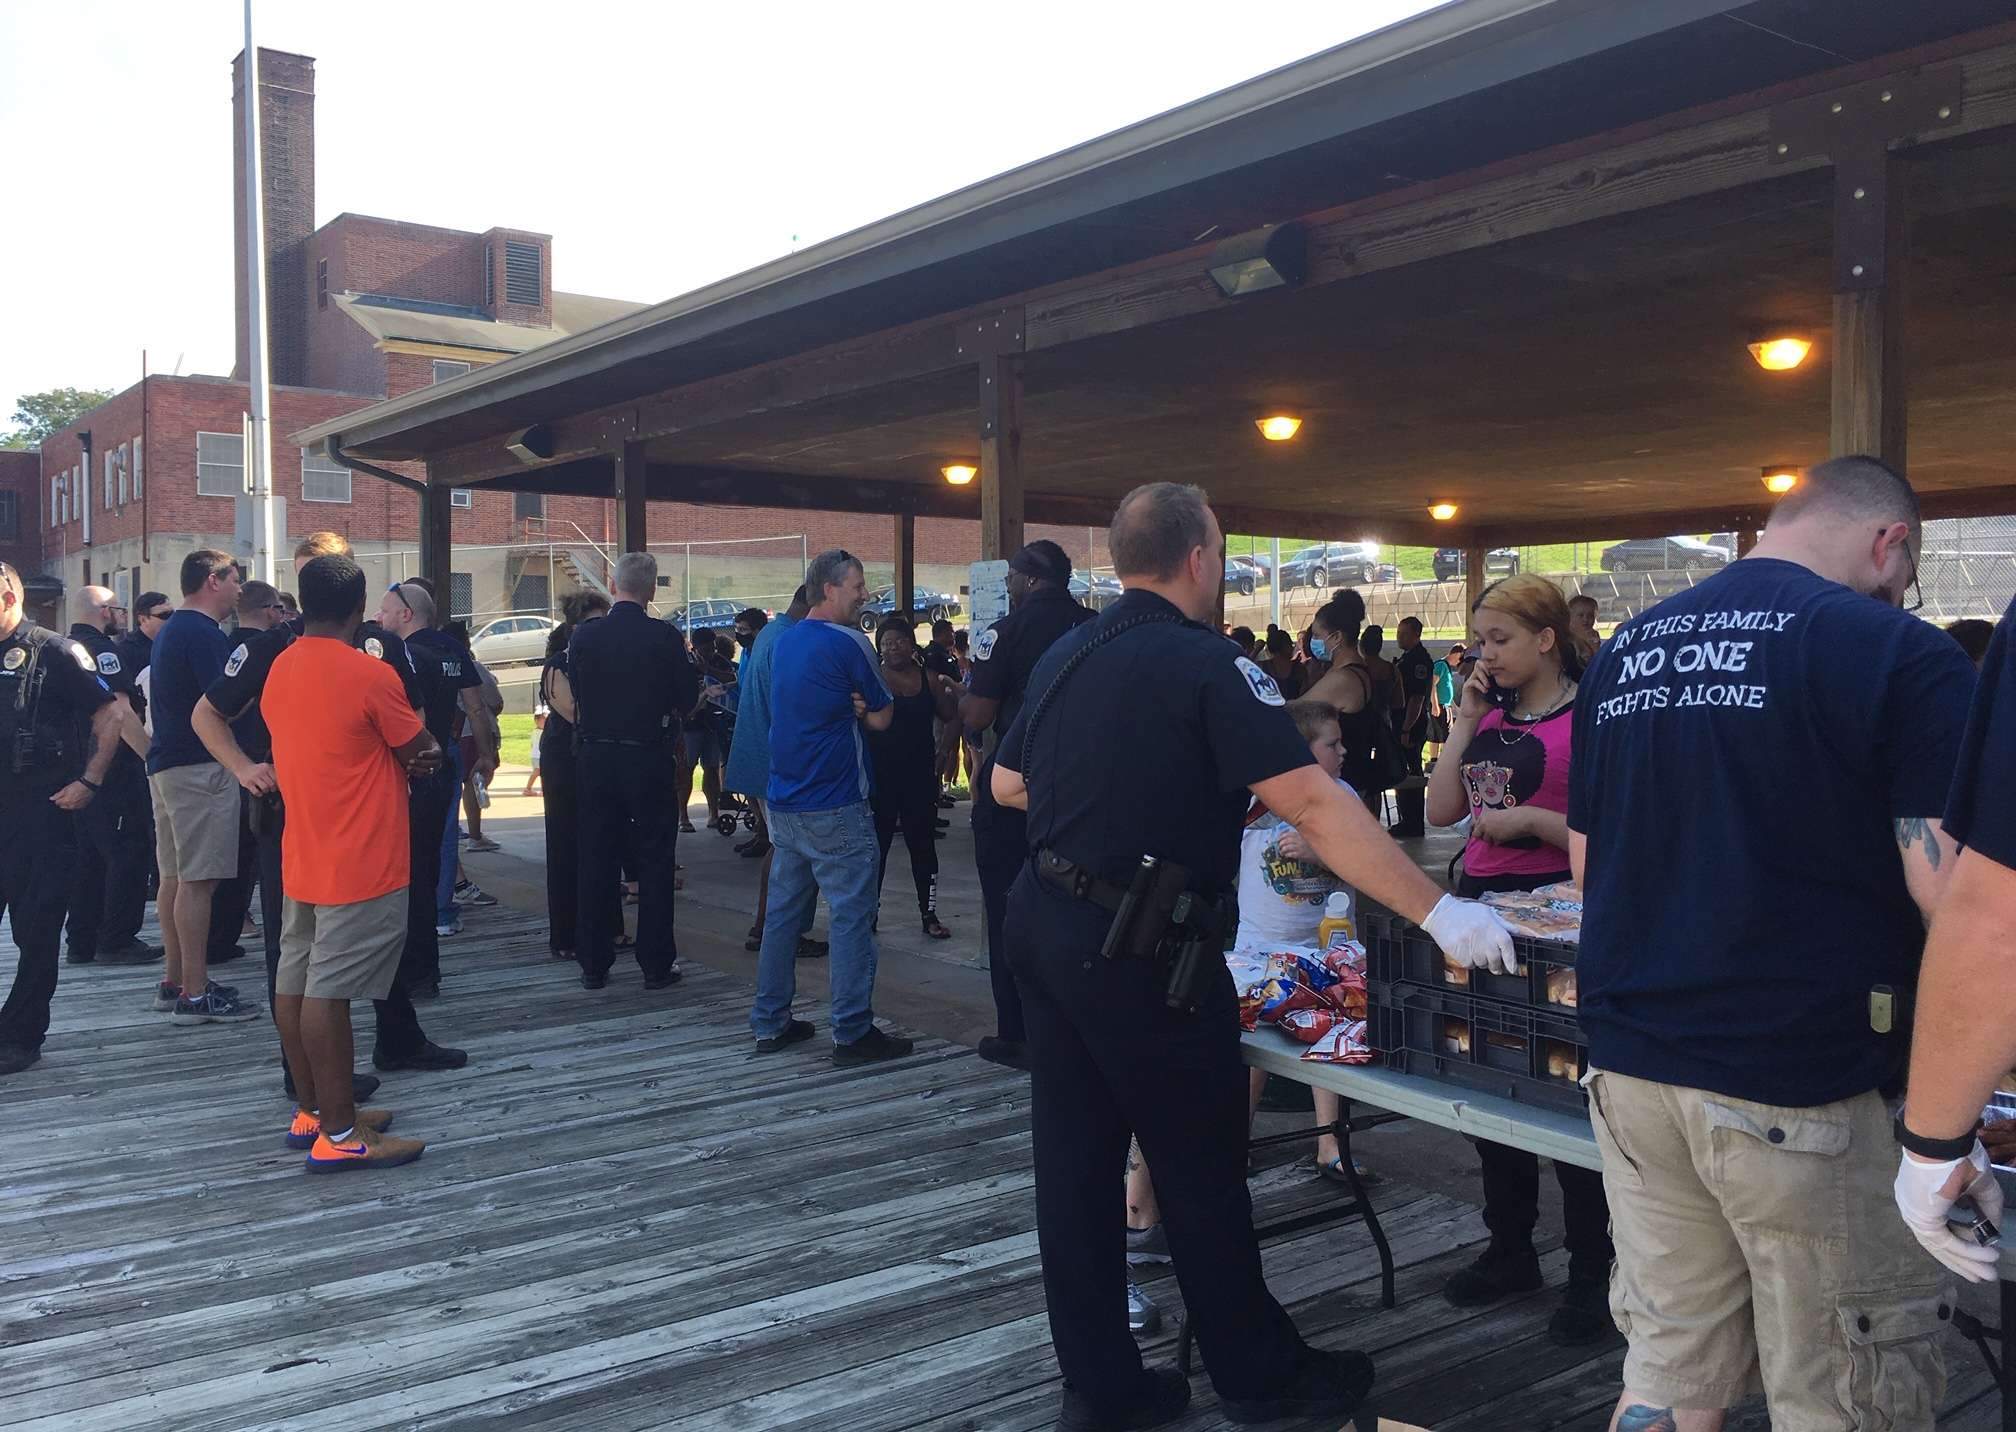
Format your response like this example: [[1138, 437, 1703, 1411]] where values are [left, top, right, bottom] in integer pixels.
[[63, 584, 157, 967]]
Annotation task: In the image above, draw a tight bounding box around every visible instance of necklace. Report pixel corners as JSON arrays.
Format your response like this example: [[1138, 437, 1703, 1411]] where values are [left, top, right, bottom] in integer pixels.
[[1508, 674, 1575, 723]]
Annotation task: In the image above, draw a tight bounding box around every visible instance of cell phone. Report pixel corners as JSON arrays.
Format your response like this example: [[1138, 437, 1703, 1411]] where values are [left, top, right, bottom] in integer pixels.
[[1465, 647, 1516, 710]]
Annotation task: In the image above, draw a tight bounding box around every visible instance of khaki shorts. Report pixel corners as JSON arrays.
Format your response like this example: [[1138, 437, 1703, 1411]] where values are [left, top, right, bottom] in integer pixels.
[[276, 890, 408, 1001], [149, 763, 241, 883], [1587, 1068, 1954, 1428]]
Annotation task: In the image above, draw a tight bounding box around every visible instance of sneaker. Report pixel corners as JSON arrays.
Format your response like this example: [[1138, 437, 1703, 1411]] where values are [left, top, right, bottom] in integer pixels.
[[1443, 1243, 1543, 1308], [977, 1036, 1030, 1071], [99, 940, 163, 966], [1125, 1223, 1172, 1266], [1126, 1280, 1160, 1335], [303, 1122, 426, 1174], [466, 837, 500, 853], [1221, 1347, 1375, 1426], [755, 1018, 816, 1054], [435, 921, 462, 938], [738, 839, 771, 859], [1547, 1276, 1614, 1347], [285, 1107, 393, 1150], [1058, 1368, 1190, 1431], [372, 1041, 469, 1072], [833, 1027, 914, 1065], [150, 981, 182, 1013], [795, 936, 828, 961], [453, 881, 498, 907], [0, 1044, 39, 1077], [173, 986, 261, 1024]]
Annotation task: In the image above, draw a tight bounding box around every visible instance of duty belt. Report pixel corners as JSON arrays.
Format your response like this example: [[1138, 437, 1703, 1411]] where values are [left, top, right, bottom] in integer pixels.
[[1033, 848, 1136, 916]]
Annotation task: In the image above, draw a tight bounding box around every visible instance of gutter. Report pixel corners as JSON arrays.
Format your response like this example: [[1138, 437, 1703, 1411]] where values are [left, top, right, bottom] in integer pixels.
[[326, 435, 426, 493]]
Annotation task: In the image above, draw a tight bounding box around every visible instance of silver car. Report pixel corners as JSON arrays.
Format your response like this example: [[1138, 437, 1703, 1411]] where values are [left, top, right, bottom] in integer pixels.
[[469, 613, 559, 666]]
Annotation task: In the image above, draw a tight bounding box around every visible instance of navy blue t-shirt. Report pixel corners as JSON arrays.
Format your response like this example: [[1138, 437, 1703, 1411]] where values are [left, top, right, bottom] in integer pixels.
[[1942, 597, 2016, 866], [766, 619, 891, 813], [1569, 557, 1976, 1107], [147, 609, 231, 775]]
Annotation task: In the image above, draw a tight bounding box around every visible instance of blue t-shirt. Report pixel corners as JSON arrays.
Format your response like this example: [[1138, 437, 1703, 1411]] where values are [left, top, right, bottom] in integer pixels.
[[1943, 597, 2016, 866], [1568, 557, 1976, 1107], [724, 613, 798, 798], [147, 609, 231, 775], [766, 619, 891, 813]]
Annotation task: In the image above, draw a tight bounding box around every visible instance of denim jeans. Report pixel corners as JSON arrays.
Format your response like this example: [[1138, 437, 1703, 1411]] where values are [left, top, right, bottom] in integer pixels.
[[750, 801, 880, 1045], [436, 740, 463, 927]]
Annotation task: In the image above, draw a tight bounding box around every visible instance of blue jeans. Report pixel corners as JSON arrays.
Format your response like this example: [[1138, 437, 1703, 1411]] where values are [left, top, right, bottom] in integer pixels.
[[436, 741, 463, 927], [750, 802, 880, 1045]]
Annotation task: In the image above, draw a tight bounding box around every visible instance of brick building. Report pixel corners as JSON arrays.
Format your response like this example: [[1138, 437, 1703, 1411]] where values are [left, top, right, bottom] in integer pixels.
[[23, 46, 1109, 621]]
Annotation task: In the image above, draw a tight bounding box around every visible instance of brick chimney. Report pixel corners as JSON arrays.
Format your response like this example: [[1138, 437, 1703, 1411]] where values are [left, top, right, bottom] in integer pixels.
[[232, 48, 315, 387]]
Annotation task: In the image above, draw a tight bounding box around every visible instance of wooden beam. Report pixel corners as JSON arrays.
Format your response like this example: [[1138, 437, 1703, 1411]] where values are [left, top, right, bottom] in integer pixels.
[[894, 512, 916, 621], [979, 356, 1024, 561], [1462, 547, 1488, 615], [1829, 152, 1908, 465], [614, 439, 648, 553], [419, 479, 454, 589], [1469, 503, 1776, 548]]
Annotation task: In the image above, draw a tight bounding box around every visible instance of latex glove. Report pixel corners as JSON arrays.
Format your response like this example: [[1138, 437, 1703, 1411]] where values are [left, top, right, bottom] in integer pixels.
[[1894, 1141, 2004, 1283], [1422, 893, 1519, 976]]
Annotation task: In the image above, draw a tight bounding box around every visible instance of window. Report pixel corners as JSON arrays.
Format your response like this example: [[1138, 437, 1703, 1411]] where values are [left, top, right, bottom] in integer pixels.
[[503, 239, 541, 305], [300, 446, 352, 504], [513, 491, 543, 520], [450, 488, 474, 508], [484, 244, 495, 307], [0, 489, 18, 539], [316, 257, 328, 309], [132, 435, 142, 498], [432, 359, 471, 385], [50, 474, 59, 527], [196, 431, 245, 497], [105, 449, 115, 509], [118, 442, 130, 506]]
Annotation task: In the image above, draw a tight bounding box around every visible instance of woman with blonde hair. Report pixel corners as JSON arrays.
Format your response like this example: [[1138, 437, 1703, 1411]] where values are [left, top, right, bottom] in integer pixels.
[[1424, 572, 1610, 1347]]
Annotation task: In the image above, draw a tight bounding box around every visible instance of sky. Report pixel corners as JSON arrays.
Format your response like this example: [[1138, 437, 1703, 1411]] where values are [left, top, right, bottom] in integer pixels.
[[0, 0, 1440, 425]]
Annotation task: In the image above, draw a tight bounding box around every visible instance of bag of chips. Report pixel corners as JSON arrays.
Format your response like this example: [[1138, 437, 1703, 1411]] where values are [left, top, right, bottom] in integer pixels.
[[1302, 1018, 1373, 1065], [1277, 1007, 1342, 1044]]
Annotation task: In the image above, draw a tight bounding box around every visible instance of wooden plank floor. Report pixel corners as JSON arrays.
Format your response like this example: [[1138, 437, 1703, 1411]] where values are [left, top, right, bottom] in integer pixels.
[[0, 901, 2004, 1429]]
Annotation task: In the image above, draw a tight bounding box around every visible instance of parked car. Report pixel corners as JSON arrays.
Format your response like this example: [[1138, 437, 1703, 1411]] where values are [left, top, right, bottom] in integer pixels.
[[1227, 554, 1270, 587], [1432, 547, 1521, 582], [1223, 558, 1257, 597], [669, 598, 744, 634], [1600, 536, 1731, 573], [1069, 574, 1123, 610], [469, 613, 559, 666], [1276, 541, 1382, 591], [857, 585, 963, 632]]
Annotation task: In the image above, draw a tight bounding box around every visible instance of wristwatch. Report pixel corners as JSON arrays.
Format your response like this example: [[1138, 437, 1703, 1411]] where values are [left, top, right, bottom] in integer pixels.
[[1894, 1109, 1980, 1161]]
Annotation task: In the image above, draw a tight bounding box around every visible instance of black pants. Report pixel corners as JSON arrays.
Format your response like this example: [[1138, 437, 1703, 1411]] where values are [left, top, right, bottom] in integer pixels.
[[1006, 870, 1307, 1420], [870, 770, 939, 920], [65, 769, 148, 956], [0, 799, 79, 1053], [1477, 1139, 1613, 1285], [256, 800, 428, 1061], [577, 741, 677, 977], [206, 797, 258, 963], [973, 800, 1028, 1042], [541, 735, 617, 952], [1395, 728, 1428, 831]]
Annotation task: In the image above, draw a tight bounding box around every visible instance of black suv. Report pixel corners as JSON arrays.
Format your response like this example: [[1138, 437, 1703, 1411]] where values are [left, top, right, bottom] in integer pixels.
[[1432, 548, 1520, 582], [1277, 542, 1381, 591]]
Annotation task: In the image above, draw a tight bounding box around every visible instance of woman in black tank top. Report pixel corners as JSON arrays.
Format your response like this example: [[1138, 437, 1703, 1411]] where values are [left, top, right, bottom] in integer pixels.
[[867, 617, 961, 938]]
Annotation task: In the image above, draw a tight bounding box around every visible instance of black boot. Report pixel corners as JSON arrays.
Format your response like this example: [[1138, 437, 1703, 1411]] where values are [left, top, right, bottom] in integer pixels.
[[1547, 1274, 1614, 1346], [1222, 1348, 1375, 1425], [1057, 1368, 1190, 1431], [1443, 1241, 1543, 1307]]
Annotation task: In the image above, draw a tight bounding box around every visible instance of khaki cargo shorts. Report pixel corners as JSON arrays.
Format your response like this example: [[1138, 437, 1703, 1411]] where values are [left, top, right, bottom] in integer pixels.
[[1586, 1068, 1955, 1429], [276, 890, 408, 1001], [149, 763, 241, 883]]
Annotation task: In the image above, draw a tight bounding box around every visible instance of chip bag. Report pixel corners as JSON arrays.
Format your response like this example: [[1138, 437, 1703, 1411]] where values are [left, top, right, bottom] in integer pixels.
[[1302, 1018, 1373, 1065], [1277, 1007, 1342, 1044]]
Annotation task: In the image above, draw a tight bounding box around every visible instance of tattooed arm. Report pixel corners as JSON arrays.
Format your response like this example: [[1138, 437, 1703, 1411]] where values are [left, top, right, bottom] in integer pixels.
[[1895, 816, 1959, 926]]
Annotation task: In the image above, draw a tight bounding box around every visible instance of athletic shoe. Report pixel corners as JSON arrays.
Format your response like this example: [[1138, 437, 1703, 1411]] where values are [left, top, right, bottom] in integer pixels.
[[372, 1041, 468, 1072], [0, 1044, 39, 1077], [1444, 1242, 1543, 1307], [435, 921, 462, 938], [150, 981, 182, 1013], [99, 940, 163, 966], [466, 837, 500, 853], [1126, 1280, 1161, 1335], [737, 838, 771, 859], [1057, 1369, 1190, 1431], [1125, 1223, 1172, 1266], [173, 986, 260, 1024], [832, 1027, 914, 1065], [304, 1122, 426, 1174], [453, 881, 498, 907], [795, 937, 828, 961], [285, 1107, 393, 1150], [755, 1018, 816, 1054], [1221, 1348, 1375, 1425]]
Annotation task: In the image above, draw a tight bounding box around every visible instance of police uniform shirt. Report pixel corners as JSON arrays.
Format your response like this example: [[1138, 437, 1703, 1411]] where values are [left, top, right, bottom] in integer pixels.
[[403, 627, 478, 748], [566, 601, 698, 742], [1, 622, 115, 805], [68, 623, 143, 783], [114, 628, 153, 724], [206, 619, 424, 761], [968, 585, 1095, 817], [997, 588, 1312, 890]]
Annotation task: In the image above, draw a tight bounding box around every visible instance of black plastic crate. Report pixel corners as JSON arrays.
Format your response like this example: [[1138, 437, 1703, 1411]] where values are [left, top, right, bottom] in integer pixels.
[[1358, 898, 1580, 1013], [1378, 980, 1588, 1116]]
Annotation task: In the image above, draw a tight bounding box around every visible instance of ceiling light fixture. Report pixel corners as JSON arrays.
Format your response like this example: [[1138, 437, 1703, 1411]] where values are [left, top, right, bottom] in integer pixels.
[[1429, 503, 1458, 521], [1255, 416, 1302, 442], [1207, 222, 1307, 298], [1747, 336, 1812, 371], [941, 463, 977, 486], [1762, 464, 1801, 495]]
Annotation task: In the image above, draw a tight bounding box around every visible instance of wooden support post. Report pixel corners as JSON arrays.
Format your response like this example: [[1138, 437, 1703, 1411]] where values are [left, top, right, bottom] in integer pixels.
[[1462, 546, 1488, 616], [1829, 147, 1907, 467], [420, 480, 453, 590], [614, 439, 649, 554], [894, 511, 916, 625], [1736, 527, 1761, 558], [979, 355, 1024, 561]]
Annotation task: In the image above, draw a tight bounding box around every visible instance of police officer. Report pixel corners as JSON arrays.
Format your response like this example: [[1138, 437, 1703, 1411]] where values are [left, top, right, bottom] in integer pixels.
[[194, 533, 465, 1095], [960, 540, 1093, 1070], [62, 585, 158, 966], [0, 560, 126, 1076], [119, 591, 170, 902], [991, 483, 1512, 1429], [569, 550, 696, 990]]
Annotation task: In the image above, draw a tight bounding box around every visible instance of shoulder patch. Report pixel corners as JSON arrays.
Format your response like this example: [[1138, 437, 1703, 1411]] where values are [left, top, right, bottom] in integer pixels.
[[364, 637, 385, 659], [96, 650, 122, 676], [3, 646, 26, 671], [64, 640, 94, 671], [973, 629, 999, 661], [1234, 655, 1286, 707], [224, 643, 249, 678]]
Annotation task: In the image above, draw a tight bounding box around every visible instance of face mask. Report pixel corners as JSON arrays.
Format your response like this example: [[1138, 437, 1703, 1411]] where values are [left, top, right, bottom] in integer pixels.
[[1309, 637, 1331, 661]]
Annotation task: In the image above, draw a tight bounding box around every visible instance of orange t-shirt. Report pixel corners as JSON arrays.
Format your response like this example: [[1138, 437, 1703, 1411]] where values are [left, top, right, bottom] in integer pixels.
[[263, 636, 424, 906]]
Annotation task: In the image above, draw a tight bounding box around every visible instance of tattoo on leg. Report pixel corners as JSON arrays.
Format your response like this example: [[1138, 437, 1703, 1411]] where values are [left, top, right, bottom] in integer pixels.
[[1617, 1407, 1678, 1432]]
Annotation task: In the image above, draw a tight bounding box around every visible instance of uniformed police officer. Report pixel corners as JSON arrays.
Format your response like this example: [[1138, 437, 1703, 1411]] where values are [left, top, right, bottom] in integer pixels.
[[0, 560, 127, 1076], [960, 540, 1093, 1071], [62, 584, 158, 966], [569, 550, 697, 990], [992, 483, 1513, 1429]]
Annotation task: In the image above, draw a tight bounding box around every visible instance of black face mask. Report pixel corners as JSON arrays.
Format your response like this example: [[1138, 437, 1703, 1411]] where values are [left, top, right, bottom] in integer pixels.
[[734, 630, 755, 649]]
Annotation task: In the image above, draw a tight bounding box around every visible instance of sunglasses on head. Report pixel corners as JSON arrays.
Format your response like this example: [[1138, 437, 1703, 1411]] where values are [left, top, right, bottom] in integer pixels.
[[386, 582, 413, 614]]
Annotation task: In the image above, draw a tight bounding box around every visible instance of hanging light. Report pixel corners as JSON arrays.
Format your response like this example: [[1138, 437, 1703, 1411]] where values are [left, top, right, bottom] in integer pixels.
[[1429, 503, 1458, 521], [941, 463, 977, 486], [1762, 464, 1800, 495], [1747, 337, 1812, 371], [1255, 416, 1302, 442]]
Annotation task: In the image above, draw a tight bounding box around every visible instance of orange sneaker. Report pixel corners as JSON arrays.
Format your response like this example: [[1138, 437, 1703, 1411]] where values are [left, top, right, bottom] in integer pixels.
[[284, 1107, 393, 1150]]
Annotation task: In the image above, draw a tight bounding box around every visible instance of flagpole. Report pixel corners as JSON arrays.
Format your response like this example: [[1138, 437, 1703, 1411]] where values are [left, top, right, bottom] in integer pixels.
[[242, 0, 277, 583]]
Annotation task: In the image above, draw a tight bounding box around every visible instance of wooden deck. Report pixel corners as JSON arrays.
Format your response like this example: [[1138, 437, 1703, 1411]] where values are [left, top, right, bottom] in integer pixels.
[[1, 902, 2005, 1430]]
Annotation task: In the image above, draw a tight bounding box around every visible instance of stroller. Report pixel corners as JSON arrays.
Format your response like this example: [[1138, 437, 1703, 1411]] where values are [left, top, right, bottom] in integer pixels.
[[702, 677, 759, 836]]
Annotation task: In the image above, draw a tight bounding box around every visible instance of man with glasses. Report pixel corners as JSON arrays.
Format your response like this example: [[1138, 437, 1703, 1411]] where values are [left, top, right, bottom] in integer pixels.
[[62, 585, 157, 967], [1568, 456, 1974, 1431]]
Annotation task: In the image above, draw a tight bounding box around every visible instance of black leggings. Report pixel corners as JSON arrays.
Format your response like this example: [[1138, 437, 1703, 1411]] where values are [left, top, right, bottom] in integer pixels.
[[871, 774, 939, 920]]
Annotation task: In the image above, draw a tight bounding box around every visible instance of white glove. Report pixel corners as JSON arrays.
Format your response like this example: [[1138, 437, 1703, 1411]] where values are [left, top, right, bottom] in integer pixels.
[[1894, 1140, 2005, 1283], [1422, 894, 1519, 976]]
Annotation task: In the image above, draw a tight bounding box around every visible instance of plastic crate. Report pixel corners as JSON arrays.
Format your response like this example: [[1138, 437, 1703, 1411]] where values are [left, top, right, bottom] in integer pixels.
[[1377, 980, 1589, 1116], [1358, 898, 1580, 1013]]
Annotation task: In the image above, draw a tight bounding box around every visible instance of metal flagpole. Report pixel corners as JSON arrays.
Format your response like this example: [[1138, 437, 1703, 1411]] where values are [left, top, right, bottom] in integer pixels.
[[241, 1, 278, 583]]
